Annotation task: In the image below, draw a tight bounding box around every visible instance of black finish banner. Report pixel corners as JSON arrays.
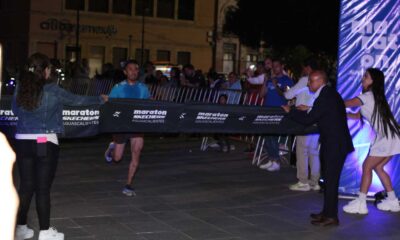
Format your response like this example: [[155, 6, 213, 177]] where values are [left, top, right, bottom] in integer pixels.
[[0, 96, 100, 138], [100, 99, 317, 135], [0, 97, 317, 138], [99, 99, 184, 133]]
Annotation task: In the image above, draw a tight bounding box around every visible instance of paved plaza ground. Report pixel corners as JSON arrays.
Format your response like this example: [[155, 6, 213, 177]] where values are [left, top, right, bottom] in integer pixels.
[[18, 135, 400, 240]]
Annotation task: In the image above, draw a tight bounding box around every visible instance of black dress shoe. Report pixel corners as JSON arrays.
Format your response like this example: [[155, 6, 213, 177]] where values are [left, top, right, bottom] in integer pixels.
[[310, 212, 324, 221], [311, 217, 339, 226]]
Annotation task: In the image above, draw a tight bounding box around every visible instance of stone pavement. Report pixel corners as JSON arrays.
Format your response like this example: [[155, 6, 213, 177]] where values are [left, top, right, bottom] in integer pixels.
[[21, 136, 400, 240]]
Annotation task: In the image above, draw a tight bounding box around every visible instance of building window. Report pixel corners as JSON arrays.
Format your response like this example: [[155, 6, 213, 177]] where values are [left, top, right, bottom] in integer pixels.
[[65, 46, 81, 63], [113, 47, 128, 68], [88, 0, 109, 13], [65, 0, 84, 10], [135, 0, 154, 16], [89, 46, 105, 78], [245, 54, 258, 68], [135, 48, 150, 66], [157, 50, 170, 61], [178, 0, 194, 20], [113, 0, 132, 15], [223, 53, 235, 74], [223, 43, 236, 73], [157, 0, 174, 18], [177, 51, 191, 65]]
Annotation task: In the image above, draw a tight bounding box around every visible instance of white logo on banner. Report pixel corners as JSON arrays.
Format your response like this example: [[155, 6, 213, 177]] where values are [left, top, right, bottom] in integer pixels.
[[132, 109, 167, 123], [195, 112, 228, 124], [113, 111, 121, 117], [0, 109, 18, 123], [0, 109, 14, 116], [62, 109, 100, 126], [253, 115, 283, 125]]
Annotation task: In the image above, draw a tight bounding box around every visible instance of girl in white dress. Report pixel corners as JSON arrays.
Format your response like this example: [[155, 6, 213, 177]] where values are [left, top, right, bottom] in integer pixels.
[[343, 68, 400, 214]]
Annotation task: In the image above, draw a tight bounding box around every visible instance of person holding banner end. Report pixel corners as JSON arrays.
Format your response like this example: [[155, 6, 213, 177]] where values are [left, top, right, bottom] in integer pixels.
[[282, 70, 354, 226], [342, 68, 400, 215], [12, 53, 107, 240]]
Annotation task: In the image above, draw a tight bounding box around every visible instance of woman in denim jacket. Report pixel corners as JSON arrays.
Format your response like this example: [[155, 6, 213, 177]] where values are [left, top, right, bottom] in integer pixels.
[[12, 53, 108, 240]]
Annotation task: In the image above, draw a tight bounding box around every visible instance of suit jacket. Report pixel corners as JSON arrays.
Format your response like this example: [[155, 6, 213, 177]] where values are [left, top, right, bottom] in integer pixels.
[[288, 85, 354, 155]]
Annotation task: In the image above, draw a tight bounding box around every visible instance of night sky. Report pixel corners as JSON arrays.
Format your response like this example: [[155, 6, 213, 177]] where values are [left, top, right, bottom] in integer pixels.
[[224, 0, 341, 56]]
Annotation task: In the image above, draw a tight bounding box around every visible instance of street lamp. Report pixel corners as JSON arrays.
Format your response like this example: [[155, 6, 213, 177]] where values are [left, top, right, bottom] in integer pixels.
[[141, 5, 149, 66], [128, 35, 132, 59], [76, 6, 81, 62]]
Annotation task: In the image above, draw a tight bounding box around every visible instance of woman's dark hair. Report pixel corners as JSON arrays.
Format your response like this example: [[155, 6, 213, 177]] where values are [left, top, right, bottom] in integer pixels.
[[367, 68, 400, 138], [17, 53, 50, 110]]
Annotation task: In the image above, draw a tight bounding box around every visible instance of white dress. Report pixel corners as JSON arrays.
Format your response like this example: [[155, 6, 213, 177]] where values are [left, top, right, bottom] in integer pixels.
[[357, 91, 400, 157]]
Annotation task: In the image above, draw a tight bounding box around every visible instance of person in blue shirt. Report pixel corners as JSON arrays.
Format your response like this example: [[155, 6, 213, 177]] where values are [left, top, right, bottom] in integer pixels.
[[104, 60, 150, 197], [259, 59, 294, 172], [261, 61, 294, 107], [222, 72, 242, 105], [108, 64, 150, 99]]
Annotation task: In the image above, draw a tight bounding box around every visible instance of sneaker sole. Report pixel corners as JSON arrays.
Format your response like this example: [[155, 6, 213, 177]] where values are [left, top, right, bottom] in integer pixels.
[[259, 165, 272, 170], [122, 191, 136, 197], [267, 168, 280, 172], [377, 206, 400, 212], [289, 187, 311, 191], [38, 232, 64, 240], [16, 232, 34, 239], [343, 208, 368, 214]]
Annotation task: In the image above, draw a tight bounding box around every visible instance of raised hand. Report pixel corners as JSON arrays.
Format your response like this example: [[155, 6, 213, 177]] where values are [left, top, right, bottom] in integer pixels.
[[101, 94, 109, 102], [281, 105, 290, 113]]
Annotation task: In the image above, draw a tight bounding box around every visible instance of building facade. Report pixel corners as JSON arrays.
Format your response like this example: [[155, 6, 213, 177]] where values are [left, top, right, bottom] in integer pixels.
[[215, 0, 259, 75], [0, 0, 257, 76], [0, 0, 214, 76]]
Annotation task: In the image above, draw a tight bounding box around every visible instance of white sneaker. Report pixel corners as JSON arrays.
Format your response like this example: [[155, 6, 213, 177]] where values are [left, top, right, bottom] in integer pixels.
[[15, 225, 34, 240], [38, 227, 64, 240], [343, 198, 368, 214], [259, 161, 273, 170], [104, 142, 115, 163], [267, 162, 280, 172], [221, 146, 229, 152], [122, 185, 136, 197], [377, 198, 400, 212], [208, 142, 220, 148], [289, 182, 311, 191], [311, 184, 321, 191]]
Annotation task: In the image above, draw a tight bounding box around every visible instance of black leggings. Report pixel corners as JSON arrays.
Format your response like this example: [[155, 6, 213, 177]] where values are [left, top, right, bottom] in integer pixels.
[[16, 140, 59, 230]]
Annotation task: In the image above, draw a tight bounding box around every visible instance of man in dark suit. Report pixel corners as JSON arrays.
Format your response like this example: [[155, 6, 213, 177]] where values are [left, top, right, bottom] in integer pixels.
[[282, 70, 354, 226]]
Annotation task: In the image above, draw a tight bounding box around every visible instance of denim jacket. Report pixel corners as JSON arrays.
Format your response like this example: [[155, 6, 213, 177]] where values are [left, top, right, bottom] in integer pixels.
[[12, 83, 103, 134]]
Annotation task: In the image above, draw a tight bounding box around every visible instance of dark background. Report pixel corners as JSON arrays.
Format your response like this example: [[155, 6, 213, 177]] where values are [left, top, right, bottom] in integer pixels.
[[224, 0, 341, 56]]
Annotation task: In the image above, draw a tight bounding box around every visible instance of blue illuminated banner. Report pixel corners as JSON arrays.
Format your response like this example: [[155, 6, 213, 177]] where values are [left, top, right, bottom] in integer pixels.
[[337, 0, 400, 195]]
